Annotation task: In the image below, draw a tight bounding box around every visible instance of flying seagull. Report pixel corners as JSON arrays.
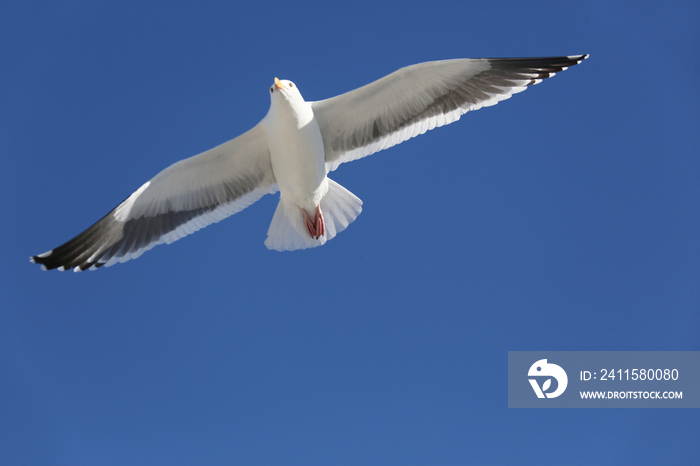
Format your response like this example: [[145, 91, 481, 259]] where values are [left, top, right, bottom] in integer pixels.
[[31, 54, 588, 271]]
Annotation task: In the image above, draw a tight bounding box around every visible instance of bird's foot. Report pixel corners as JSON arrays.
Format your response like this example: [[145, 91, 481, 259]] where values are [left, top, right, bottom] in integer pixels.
[[302, 205, 325, 239]]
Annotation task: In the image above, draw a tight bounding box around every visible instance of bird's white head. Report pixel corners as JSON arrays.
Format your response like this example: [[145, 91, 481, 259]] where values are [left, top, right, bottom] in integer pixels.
[[269, 77, 305, 105]]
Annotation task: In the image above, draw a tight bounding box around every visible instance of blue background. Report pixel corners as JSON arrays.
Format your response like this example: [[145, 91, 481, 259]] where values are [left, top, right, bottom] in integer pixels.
[[2, 1, 698, 464]]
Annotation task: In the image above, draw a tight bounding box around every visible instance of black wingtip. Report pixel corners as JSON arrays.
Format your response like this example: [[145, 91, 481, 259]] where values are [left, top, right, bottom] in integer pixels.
[[29, 256, 49, 271], [29, 203, 128, 272], [30, 251, 73, 271], [30, 251, 53, 271], [570, 54, 590, 62]]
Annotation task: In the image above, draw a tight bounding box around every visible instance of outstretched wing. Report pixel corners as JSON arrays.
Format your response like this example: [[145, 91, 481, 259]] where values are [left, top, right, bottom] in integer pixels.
[[31, 123, 276, 271], [313, 55, 588, 172]]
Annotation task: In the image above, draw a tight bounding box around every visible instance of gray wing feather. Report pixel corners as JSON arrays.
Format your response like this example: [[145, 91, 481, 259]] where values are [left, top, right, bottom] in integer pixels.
[[31, 123, 276, 271], [313, 55, 588, 172]]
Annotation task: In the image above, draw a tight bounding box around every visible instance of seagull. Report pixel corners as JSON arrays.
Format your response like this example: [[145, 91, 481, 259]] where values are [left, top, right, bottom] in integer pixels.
[[30, 54, 588, 271]]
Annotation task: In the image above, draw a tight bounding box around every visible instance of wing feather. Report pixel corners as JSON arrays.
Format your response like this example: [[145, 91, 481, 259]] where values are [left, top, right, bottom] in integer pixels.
[[31, 123, 276, 271], [313, 55, 588, 172]]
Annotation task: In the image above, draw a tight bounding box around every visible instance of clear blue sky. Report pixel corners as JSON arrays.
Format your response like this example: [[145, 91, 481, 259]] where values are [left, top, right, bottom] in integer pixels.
[[2, 1, 699, 464]]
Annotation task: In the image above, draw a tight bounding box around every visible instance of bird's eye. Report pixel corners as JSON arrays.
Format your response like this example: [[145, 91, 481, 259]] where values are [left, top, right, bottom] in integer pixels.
[[270, 87, 274, 93], [289, 82, 294, 87]]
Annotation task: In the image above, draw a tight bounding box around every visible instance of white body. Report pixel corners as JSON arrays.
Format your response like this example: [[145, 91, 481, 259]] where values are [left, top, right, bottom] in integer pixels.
[[262, 78, 362, 251], [264, 80, 328, 217]]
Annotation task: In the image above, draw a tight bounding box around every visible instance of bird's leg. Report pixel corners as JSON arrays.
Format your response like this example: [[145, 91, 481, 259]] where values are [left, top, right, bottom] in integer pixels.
[[315, 204, 325, 238], [302, 206, 325, 240], [302, 209, 316, 238]]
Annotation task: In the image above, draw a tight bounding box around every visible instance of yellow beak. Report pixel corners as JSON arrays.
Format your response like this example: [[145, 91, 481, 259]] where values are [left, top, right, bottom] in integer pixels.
[[274, 77, 283, 89]]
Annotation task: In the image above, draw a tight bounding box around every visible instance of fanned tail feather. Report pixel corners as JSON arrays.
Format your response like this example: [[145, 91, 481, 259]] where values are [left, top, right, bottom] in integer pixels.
[[264, 178, 362, 251]]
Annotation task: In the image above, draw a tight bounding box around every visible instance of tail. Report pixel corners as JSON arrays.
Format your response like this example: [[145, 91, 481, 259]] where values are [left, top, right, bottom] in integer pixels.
[[264, 178, 362, 251]]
